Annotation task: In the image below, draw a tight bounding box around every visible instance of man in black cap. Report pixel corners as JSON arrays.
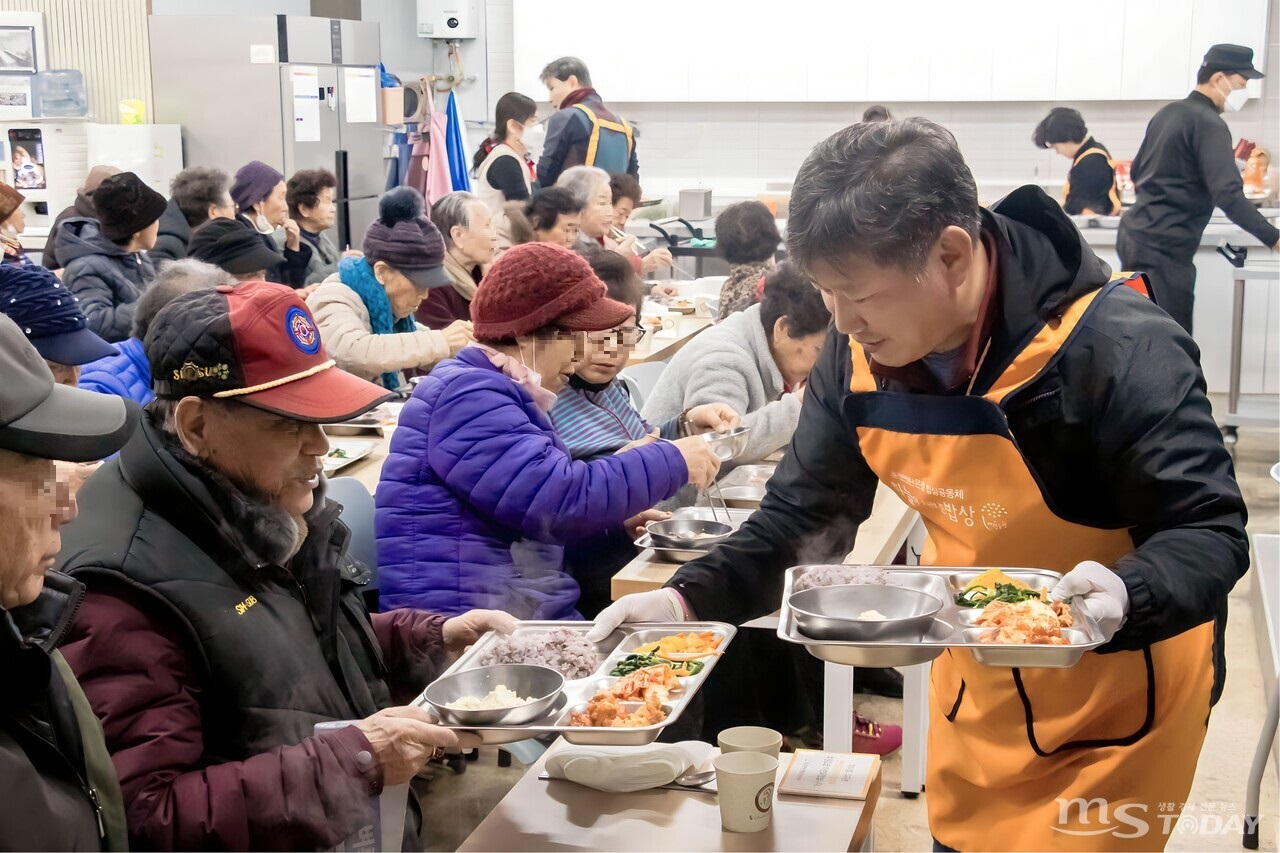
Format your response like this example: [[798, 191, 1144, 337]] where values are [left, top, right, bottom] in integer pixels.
[[187, 216, 286, 282], [1119, 43, 1279, 334], [0, 312, 137, 850]]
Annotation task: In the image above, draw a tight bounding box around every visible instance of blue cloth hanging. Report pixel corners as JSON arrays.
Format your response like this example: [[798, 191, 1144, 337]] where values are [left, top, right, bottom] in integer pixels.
[[444, 90, 471, 192], [386, 127, 411, 191]]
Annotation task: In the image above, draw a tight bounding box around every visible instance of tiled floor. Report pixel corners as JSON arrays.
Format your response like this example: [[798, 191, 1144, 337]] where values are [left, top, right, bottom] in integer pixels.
[[419, 428, 1280, 852]]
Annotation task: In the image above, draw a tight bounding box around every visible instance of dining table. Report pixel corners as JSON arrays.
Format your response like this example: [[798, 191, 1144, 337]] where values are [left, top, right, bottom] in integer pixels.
[[457, 739, 881, 852]]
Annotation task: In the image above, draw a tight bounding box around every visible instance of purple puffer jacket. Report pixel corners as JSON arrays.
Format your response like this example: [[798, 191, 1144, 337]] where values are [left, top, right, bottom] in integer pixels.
[[375, 347, 688, 619]]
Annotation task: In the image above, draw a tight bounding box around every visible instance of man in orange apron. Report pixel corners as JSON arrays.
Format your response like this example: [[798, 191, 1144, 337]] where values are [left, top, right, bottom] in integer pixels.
[[592, 118, 1248, 850]]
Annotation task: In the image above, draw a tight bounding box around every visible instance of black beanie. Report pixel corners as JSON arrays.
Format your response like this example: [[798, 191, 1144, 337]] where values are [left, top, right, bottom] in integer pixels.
[[92, 172, 168, 242]]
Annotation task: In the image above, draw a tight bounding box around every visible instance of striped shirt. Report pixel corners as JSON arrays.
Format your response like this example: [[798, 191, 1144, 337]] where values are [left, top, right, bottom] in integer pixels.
[[550, 381, 676, 461]]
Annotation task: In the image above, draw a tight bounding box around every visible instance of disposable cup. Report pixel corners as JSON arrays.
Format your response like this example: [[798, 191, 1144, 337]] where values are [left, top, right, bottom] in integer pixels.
[[713, 751, 777, 833], [718, 726, 783, 759]]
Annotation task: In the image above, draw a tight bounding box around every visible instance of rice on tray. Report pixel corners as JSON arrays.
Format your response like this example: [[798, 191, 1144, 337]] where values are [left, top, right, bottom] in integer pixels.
[[793, 566, 909, 592], [478, 627, 599, 679]]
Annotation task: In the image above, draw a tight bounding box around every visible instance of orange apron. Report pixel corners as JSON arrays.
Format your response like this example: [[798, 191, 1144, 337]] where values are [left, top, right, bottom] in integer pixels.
[[847, 278, 1214, 851]]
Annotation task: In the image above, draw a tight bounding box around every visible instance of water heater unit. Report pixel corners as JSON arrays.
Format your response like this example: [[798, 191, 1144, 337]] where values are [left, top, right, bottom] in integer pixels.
[[417, 0, 479, 39]]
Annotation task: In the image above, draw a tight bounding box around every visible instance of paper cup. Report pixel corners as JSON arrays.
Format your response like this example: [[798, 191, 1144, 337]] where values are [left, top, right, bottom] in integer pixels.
[[718, 726, 783, 759], [714, 751, 777, 833], [694, 294, 713, 318]]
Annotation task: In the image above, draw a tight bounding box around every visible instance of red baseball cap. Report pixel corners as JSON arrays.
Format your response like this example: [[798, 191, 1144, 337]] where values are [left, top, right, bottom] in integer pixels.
[[146, 281, 392, 422]]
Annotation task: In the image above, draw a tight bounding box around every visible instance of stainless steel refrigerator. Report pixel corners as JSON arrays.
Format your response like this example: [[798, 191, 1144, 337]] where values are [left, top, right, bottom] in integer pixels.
[[149, 14, 385, 248]]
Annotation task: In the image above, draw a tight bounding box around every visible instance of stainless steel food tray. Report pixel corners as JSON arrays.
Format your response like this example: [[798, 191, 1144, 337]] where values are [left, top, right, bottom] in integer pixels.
[[776, 566, 1105, 669], [718, 464, 775, 490], [414, 621, 736, 745]]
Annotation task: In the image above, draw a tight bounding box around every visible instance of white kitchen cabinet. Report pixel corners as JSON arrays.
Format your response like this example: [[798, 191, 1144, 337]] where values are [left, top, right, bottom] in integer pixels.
[[804, 4, 869, 102], [989, 0, 1059, 101], [1189, 0, 1270, 99], [1120, 0, 1194, 100], [684, 3, 751, 101], [511, 0, 1269, 104], [926, 1, 993, 101], [863, 3, 931, 101]]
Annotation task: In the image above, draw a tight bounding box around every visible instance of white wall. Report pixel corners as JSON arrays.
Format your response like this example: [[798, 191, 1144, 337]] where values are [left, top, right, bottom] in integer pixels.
[[474, 0, 1279, 202]]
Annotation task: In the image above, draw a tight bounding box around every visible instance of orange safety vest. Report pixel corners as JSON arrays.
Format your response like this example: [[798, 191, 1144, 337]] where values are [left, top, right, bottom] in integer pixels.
[[1063, 146, 1122, 216], [847, 276, 1213, 851]]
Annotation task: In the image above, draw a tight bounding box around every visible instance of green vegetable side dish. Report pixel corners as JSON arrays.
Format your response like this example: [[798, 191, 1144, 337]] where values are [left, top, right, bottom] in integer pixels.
[[954, 582, 1048, 608], [609, 653, 705, 677], [328, 448, 348, 458]]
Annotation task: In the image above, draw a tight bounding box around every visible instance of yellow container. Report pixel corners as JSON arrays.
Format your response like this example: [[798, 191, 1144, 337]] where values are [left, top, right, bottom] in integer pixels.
[[118, 98, 145, 124]]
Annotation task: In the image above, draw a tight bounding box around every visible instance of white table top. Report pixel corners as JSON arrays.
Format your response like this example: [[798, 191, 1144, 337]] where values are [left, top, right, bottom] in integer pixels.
[[458, 741, 879, 853]]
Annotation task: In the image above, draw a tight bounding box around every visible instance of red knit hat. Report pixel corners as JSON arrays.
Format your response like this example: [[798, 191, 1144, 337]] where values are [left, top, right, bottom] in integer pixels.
[[471, 242, 635, 340]]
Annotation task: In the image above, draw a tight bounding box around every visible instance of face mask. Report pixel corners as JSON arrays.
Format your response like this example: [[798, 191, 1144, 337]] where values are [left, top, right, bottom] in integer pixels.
[[1217, 78, 1251, 113], [515, 342, 560, 411], [522, 123, 546, 158], [253, 213, 274, 234]]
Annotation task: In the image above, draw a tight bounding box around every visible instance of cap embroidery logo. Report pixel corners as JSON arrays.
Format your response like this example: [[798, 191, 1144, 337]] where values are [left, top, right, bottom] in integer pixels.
[[173, 361, 230, 382], [286, 306, 320, 354]]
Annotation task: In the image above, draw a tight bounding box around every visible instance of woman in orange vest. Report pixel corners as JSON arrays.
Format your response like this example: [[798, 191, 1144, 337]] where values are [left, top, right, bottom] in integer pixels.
[[1034, 107, 1122, 216], [592, 118, 1248, 851]]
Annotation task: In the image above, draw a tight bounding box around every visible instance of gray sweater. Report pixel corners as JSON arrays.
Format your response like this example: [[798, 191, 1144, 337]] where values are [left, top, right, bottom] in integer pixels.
[[641, 304, 802, 465]]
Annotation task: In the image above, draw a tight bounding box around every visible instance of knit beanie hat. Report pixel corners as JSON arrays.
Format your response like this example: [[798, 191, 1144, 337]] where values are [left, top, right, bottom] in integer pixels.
[[362, 187, 451, 289], [230, 160, 285, 213], [92, 172, 168, 241], [471, 242, 635, 341], [0, 182, 25, 222], [189, 217, 284, 275]]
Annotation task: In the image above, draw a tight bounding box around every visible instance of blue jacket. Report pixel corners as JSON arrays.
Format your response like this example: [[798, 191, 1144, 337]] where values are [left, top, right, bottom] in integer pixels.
[[78, 336, 153, 405], [375, 347, 687, 618]]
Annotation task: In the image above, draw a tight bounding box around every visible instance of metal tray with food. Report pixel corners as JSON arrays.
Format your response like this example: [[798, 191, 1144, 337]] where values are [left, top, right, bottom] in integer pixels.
[[413, 621, 736, 745], [776, 565, 1105, 669], [322, 438, 381, 473], [717, 464, 776, 490]]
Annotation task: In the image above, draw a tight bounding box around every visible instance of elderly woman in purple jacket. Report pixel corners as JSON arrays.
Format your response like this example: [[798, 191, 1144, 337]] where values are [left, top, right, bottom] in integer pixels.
[[375, 242, 721, 619]]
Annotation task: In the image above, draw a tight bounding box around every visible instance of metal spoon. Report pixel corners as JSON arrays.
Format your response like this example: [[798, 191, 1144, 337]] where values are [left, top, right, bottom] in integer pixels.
[[674, 769, 716, 788]]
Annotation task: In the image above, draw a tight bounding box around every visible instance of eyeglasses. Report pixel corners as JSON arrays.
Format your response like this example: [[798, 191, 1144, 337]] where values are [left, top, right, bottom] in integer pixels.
[[588, 326, 647, 351]]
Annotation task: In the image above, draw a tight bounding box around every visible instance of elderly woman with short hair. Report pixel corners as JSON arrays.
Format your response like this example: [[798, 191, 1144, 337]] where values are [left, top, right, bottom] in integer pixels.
[[417, 191, 496, 329], [560, 166, 677, 297]]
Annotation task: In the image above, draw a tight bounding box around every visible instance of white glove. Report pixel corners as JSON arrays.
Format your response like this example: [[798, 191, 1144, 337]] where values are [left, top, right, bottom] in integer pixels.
[[1050, 560, 1129, 641], [585, 589, 686, 642]]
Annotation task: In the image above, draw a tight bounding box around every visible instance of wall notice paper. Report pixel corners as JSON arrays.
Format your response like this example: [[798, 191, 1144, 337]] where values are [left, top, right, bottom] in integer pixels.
[[343, 66, 378, 124], [778, 750, 879, 800], [249, 43, 275, 65], [0, 75, 33, 119], [291, 66, 321, 143]]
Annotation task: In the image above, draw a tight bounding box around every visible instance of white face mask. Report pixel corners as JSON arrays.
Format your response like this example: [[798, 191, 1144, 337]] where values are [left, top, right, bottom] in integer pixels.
[[522, 123, 546, 159], [253, 213, 275, 234], [1217, 78, 1251, 113]]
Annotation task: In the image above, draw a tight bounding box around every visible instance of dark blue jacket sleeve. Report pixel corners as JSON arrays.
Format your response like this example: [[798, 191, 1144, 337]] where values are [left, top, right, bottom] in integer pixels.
[[536, 110, 582, 188]]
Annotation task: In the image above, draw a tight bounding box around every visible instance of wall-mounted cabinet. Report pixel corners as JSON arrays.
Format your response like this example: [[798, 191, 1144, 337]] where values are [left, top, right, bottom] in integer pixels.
[[513, 0, 1269, 103]]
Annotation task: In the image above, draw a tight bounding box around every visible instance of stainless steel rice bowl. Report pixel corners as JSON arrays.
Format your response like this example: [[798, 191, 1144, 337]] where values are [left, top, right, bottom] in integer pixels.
[[788, 584, 944, 642], [424, 664, 564, 726]]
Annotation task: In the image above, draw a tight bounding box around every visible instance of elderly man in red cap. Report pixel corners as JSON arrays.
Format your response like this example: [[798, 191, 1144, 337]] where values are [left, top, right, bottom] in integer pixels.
[[57, 281, 514, 850]]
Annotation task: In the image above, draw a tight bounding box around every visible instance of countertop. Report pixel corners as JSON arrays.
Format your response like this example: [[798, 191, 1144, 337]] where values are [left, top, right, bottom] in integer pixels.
[[630, 208, 1279, 251]]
